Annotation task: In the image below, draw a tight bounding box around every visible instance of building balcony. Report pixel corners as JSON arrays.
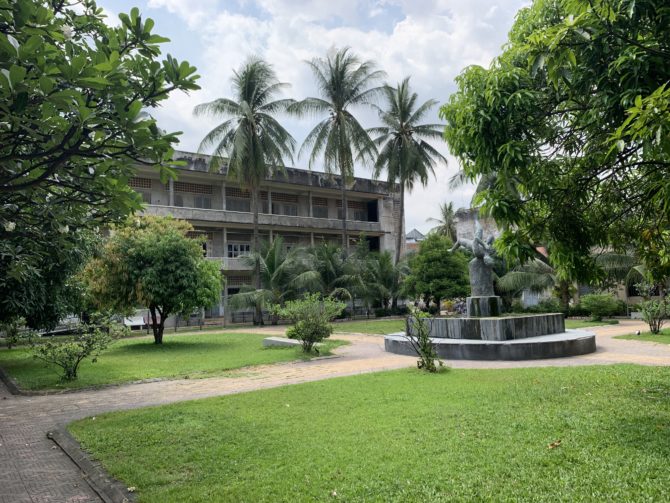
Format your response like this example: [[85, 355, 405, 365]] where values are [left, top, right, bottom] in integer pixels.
[[205, 257, 252, 271], [141, 204, 384, 234]]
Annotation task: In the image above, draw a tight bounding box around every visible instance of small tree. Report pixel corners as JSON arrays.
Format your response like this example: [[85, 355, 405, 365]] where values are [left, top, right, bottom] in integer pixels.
[[84, 216, 222, 344], [403, 234, 470, 306], [638, 298, 669, 334], [32, 321, 124, 381], [279, 293, 345, 353], [404, 307, 442, 372], [580, 293, 620, 322]]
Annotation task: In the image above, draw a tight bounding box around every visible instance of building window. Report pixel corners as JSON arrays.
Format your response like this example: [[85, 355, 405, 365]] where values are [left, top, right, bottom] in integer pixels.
[[227, 198, 251, 212], [174, 194, 184, 207], [174, 181, 213, 195], [194, 195, 212, 209], [137, 191, 152, 204], [129, 177, 152, 189], [227, 243, 251, 258], [312, 206, 329, 218], [272, 202, 298, 216]]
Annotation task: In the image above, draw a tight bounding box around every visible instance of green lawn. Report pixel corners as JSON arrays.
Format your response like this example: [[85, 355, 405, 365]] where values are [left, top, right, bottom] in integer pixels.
[[70, 365, 670, 502], [0, 332, 345, 391], [332, 319, 404, 334], [616, 328, 670, 345], [564, 319, 619, 329]]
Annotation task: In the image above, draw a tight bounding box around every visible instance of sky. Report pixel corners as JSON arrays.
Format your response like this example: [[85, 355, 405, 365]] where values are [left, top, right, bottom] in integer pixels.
[[98, 0, 529, 234]]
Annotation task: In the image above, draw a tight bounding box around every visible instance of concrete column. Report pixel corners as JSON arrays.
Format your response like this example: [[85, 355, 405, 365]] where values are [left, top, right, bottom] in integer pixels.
[[168, 179, 174, 206], [268, 189, 272, 214], [270, 229, 273, 242], [308, 191, 313, 217], [311, 232, 314, 247], [223, 228, 228, 258], [221, 182, 226, 210]]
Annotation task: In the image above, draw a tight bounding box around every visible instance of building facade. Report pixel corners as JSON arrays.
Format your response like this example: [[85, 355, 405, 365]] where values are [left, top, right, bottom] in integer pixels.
[[132, 150, 403, 319]]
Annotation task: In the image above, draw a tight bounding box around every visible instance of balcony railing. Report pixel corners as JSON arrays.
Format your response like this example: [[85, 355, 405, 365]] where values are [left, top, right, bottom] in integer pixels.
[[142, 205, 383, 233], [205, 257, 251, 271]]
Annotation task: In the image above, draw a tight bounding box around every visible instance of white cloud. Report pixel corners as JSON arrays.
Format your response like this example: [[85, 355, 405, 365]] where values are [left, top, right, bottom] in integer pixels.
[[144, 0, 526, 232]]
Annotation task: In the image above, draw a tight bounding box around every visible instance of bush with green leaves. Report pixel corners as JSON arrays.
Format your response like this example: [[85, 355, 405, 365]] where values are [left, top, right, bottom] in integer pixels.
[[638, 298, 668, 334], [32, 322, 126, 381], [0, 318, 32, 349], [580, 294, 620, 321], [405, 308, 443, 372], [279, 294, 345, 353]]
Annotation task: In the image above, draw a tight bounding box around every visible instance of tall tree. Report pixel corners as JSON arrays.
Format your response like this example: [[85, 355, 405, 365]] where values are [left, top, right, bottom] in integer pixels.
[[0, 1, 199, 328], [441, 0, 670, 282], [427, 201, 458, 242], [370, 77, 446, 263], [292, 48, 385, 250], [194, 57, 295, 323], [83, 217, 221, 344]]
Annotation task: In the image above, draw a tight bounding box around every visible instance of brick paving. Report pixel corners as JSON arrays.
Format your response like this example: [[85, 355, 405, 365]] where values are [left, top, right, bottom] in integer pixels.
[[1, 320, 669, 502]]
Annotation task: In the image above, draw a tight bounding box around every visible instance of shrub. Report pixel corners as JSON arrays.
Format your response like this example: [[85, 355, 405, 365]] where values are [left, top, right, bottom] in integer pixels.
[[374, 308, 391, 318], [280, 294, 345, 353], [580, 293, 620, 321], [404, 308, 443, 372], [32, 321, 125, 381], [638, 298, 669, 334], [0, 318, 32, 349]]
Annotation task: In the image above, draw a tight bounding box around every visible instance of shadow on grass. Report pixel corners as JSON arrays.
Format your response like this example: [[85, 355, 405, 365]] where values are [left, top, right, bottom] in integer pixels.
[[109, 340, 237, 355]]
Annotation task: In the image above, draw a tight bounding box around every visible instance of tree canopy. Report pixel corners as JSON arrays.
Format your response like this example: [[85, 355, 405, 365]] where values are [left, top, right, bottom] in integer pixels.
[[441, 0, 670, 283], [0, 0, 199, 328], [84, 217, 221, 344], [404, 234, 470, 305]]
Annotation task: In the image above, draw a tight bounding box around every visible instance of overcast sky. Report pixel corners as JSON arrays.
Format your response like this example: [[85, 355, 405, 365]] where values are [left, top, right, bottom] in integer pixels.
[[100, 0, 528, 233]]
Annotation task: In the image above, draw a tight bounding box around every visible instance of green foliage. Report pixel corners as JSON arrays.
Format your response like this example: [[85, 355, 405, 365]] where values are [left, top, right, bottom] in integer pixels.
[[291, 47, 385, 248], [280, 293, 345, 353], [441, 0, 670, 282], [404, 234, 470, 304], [370, 77, 445, 262], [0, 1, 199, 329], [427, 202, 457, 242], [0, 317, 31, 349], [83, 216, 222, 344], [31, 321, 124, 381], [638, 298, 669, 334], [405, 308, 443, 372], [580, 293, 620, 321]]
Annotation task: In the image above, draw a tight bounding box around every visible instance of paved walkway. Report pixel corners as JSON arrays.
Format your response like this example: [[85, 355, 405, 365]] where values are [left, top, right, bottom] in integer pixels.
[[1, 320, 669, 502]]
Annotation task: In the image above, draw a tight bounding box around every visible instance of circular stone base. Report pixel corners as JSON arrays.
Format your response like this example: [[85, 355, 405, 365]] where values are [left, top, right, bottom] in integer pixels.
[[384, 330, 596, 361]]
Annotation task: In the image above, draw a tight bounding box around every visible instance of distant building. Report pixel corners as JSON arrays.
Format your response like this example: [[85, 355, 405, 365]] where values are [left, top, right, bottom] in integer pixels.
[[131, 150, 403, 321], [405, 228, 426, 252]]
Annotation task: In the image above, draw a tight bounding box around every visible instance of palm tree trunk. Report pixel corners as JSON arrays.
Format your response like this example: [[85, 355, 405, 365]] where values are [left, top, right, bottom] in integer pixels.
[[341, 179, 348, 252], [251, 186, 263, 325], [395, 183, 404, 265]]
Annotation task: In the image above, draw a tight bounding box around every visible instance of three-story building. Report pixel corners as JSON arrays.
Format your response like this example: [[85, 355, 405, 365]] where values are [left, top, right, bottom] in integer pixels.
[[131, 150, 403, 320]]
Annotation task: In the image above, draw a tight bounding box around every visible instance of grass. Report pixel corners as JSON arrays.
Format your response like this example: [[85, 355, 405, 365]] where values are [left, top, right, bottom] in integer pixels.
[[0, 332, 346, 391], [564, 318, 619, 329], [332, 319, 405, 334], [616, 328, 670, 345], [70, 365, 670, 502]]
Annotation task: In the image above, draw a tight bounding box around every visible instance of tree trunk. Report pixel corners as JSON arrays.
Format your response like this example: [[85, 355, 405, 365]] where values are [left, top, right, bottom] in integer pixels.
[[251, 186, 263, 326], [395, 184, 404, 265], [149, 306, 165, 344], [341, 177, 348, 252], [559, 280, 571, 312]]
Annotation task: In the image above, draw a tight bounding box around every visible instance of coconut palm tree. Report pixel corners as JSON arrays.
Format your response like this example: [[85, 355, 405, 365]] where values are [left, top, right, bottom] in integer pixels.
[[369, 77, 446, 263], [194, 57, 295, 323], [427, 201, 458, 242], [291, 47, 385, 250]]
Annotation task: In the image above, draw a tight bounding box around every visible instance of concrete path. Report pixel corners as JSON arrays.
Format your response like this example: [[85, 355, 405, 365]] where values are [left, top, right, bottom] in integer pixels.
[[1, 320, 668, 502]]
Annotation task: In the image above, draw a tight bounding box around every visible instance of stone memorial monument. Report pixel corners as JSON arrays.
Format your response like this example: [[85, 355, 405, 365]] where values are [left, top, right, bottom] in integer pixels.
[[449, 220, 502, 317]]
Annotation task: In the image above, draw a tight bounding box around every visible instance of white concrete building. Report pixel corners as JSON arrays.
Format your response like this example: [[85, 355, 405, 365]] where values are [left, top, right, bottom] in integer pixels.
[[131, 150, 403, 320]]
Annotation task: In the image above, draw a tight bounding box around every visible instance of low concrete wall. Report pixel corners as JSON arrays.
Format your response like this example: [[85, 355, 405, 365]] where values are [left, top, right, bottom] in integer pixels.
[[385, 330, 596, 361], [409, 313, 565, 341]]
